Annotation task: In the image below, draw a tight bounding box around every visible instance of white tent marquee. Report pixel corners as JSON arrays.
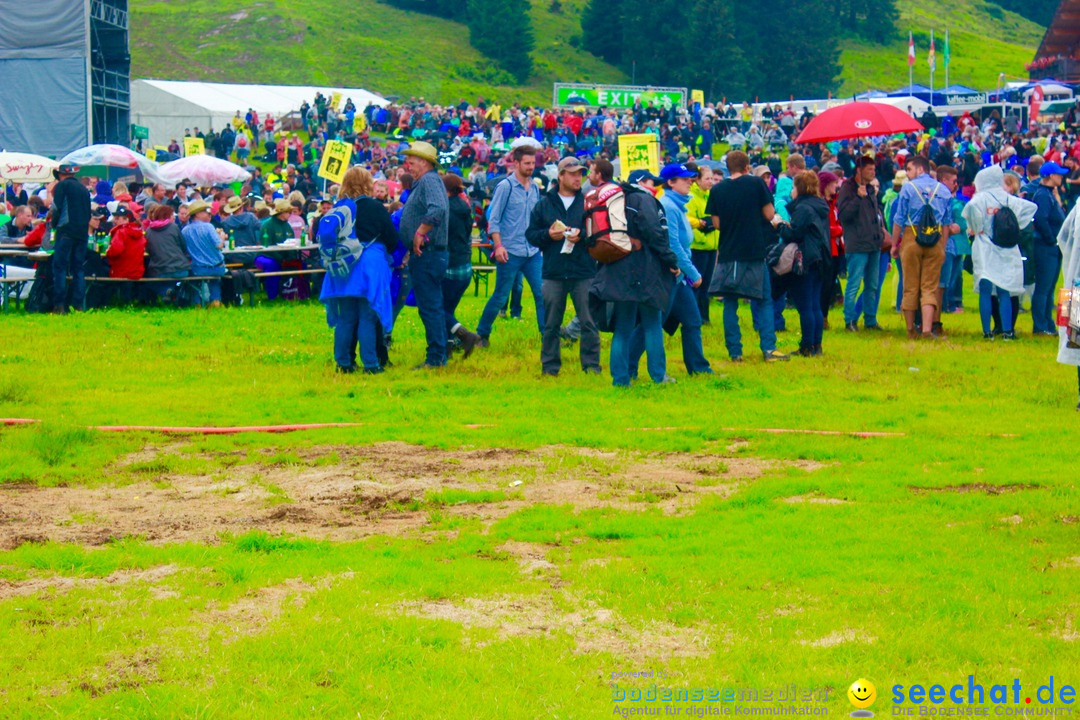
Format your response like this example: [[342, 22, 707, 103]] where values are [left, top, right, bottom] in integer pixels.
[[131, 80, 389, 149]]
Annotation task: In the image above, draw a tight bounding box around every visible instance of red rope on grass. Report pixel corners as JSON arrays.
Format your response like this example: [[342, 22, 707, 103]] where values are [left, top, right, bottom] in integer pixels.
[[1, 420, 361, 435]]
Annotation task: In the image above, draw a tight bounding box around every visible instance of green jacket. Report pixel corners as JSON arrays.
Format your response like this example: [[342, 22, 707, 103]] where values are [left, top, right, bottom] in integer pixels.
[[688, 182, 719, 251], [261, 216, 293, 247]]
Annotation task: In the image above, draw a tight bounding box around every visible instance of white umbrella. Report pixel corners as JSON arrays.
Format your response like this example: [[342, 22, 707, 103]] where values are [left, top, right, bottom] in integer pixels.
[[60, 144, 166, 185], [0, 152, 59, 182], [157, 155, 252, 187]]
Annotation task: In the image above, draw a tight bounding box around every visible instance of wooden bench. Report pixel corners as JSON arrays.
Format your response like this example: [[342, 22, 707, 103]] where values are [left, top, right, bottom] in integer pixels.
[[472, 266, 495, 297]]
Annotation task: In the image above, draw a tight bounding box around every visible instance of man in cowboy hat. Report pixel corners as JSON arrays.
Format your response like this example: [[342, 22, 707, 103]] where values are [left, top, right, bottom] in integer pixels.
[[261, 198, 295, 247], [48, 163, 91, 313], [399, 140, 450, 368]]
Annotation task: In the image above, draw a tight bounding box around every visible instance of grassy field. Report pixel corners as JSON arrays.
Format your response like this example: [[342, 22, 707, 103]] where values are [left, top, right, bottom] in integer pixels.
[[1, 277, 1078, 717], [130, 0, 1043, 106]]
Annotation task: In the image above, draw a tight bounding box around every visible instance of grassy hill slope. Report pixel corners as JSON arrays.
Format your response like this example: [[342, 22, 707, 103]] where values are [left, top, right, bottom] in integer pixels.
[[838, 0, 1045, 96], [131, 0, 1044, 105], [130, 0, 627, 107]]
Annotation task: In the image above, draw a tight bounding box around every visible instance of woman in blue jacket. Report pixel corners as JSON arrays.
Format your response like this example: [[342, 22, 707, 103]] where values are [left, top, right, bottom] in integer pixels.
[[318, 167, 398, 374]]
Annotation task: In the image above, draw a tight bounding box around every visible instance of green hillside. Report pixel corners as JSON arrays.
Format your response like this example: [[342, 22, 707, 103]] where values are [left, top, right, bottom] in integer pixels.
[[130, 0, 1045, 105], [837, 0, 1045, 96], [129, 0, 627, 107]]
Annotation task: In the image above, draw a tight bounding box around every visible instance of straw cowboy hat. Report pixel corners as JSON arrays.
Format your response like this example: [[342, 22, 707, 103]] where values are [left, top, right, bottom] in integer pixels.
[[403, 141, 438, 165], [221, 196, 244, 215], [187, 200, 211, 216], [272, 198, 293, 215]]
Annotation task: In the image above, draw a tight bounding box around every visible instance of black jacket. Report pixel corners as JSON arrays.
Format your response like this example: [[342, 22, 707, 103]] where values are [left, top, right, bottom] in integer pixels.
[[51, 176, 91, 235], [779, 195, 831, 269], [447, 194, 473, 269], [525, 186, 596, 280], [836, 178, 883, 254], [353, 196, 399, 254], [589, 184, 678, 311]]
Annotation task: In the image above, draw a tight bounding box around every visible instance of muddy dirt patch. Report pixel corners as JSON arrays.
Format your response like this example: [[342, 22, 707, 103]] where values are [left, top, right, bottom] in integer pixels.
[[0, 443, 822, 549], [909, 483, 1039, 495]]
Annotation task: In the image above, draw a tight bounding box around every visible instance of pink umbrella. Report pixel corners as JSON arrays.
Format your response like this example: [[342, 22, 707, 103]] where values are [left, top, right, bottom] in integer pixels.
[[157, 155, 252, 187]]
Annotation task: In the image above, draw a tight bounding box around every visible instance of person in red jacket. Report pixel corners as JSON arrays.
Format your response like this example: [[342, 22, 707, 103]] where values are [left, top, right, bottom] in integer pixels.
[[818, 170, 845, 328], [105, 206, 147, 280]]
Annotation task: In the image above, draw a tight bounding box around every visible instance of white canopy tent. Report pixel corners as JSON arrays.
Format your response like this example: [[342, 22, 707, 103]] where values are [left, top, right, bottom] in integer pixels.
[[131, 80, 389, 149]]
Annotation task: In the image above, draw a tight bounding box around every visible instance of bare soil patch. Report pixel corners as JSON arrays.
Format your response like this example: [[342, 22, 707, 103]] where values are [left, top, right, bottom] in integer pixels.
[[0, 565, 179, 601], [909, 483, 1039, 495], [0, 443, 822, 549]]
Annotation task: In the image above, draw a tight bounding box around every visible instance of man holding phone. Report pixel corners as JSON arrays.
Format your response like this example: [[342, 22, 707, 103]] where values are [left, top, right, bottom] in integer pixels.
[[525, 156, 601, 376]]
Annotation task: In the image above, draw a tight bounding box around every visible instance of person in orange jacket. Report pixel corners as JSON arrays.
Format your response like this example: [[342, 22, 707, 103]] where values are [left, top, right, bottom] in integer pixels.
[[105, 206, 147, 281]]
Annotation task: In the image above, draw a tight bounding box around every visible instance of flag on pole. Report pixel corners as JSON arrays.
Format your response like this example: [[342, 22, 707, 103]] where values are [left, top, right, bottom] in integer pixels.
[[908, 31, 915, 67], [928, 31, 936, 71], [944, 29, 950, 68]]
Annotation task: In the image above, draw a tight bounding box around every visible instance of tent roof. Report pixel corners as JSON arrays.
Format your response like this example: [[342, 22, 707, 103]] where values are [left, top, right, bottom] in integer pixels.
[[888, 84, 932, 96], [134, 80, 390, 116], [941, 84, 980, 94]]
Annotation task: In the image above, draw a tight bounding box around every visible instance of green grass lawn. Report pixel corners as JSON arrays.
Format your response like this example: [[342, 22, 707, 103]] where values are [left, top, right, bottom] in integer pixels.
[[1, 278, 1078, 718]]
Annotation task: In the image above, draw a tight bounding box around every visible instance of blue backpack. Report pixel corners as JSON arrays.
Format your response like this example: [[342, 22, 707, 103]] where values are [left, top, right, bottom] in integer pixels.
[[317, 198, 365, 279]]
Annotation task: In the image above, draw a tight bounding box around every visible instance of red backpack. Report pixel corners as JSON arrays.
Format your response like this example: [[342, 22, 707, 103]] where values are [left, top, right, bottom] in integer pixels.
[[584, 183, 636, 263]]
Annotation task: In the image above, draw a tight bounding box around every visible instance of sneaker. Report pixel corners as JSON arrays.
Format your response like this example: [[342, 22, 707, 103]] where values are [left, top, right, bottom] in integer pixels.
[[795, 346, 814, 358], [1034, 330, 1057, 337], [812, 344, 824, 357], [658, 375, 677, 384], [845, 322, 859, 332], [931, 321, 945, 338], [1001, 331, 1016, 341], [583, 366, 603, 375], [730, 355, 744, 363], [478, 336, 490, 348], [412, 362, 445, 370], [363, 366, 385, 375], [863, 323, 884, 331], [336, 365, 357, 374], [983, 332, 994, 340], [763, 350, 790, 362], [542, 370, 559, 378]]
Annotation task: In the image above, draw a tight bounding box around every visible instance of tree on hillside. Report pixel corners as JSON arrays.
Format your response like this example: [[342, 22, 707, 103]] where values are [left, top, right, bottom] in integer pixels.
[[579, 0, 838, 100], [836, 0, 898, 42], [466, 0, 535, 83], [984, 0, 1057, 27]]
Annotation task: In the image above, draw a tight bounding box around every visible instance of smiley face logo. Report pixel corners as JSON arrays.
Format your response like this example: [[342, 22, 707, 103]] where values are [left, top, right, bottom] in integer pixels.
[[848, 679, 877, 710]]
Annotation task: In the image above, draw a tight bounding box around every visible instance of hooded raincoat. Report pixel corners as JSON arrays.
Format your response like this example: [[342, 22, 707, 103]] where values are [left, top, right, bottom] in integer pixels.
[[1057, 206, 1080, 367], [962, 166, 1036, 295]]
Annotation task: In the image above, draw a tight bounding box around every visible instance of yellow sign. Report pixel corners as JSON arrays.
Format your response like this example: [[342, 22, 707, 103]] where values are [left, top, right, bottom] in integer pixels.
[[691, 89, 705, 106], [317, 140, 353, 184], [617, 133, 660, 177], [330, 92, 342, 112], [353, 114, 366, 134], [183, 137, 205, 156], [145, 148, 156, 161]]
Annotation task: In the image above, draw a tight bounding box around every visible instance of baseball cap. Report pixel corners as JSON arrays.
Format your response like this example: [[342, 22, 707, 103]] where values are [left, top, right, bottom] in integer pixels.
[[109, 206, 133, 221], [557, 156, 586, 174], [1040, 161, 1069, 176], [627, 169, 661, 185], [659, 163, 697, 182], [752, 165, 772, 178]]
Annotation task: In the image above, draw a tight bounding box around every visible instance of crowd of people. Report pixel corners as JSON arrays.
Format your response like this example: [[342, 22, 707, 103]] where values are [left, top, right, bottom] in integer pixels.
[[7, 91, 1080, 401]]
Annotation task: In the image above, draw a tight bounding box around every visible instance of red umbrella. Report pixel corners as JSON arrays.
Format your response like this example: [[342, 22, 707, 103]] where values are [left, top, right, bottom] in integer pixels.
[[794, 102, 925, 144]]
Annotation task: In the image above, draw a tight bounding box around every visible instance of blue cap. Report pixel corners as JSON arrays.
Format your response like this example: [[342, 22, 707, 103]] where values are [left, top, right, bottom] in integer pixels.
[[659, 163, 697, 182], [1041, 161, 1069, 177], [627, 169, 661, 185]]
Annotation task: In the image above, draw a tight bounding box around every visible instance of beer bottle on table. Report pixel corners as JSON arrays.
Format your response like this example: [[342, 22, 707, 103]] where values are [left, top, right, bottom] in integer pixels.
[[228, 229, 235, 250]]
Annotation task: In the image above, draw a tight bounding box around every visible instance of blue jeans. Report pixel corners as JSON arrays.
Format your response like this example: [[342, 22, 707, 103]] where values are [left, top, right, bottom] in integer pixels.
[[154, 269, 190, 299], [442, 272, 472, 335], [611, 301, 665, 387], [408, 248, 449, 365], [333, 297, 381, 370], [52, 230, 87, 310], [894, 256, 904, 311], [948, 256, 966, 310], [190, 263, 225, 304], [844, 250, 881, 326], [630, 283, 711, 375], [979, 279, 1012, 335], [1032, 242, 1063, 333], [477, 251, 543, 337], [790, 267, 825, 348], [722, 267, 777, 359]]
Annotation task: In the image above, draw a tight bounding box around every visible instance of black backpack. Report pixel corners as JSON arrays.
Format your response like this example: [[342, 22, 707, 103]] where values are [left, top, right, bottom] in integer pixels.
[[990, 199, 1021, 249], [914, 185, 943, 248]]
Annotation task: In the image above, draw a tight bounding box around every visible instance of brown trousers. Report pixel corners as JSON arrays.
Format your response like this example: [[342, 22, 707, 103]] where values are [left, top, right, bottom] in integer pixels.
[[900, 227, 946, 312]]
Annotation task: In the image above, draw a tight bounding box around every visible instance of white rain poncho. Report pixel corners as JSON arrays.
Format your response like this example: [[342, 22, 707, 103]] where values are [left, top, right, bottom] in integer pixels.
[[1057, 205, 1080, 367], [961, 166, 1036, 295]]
